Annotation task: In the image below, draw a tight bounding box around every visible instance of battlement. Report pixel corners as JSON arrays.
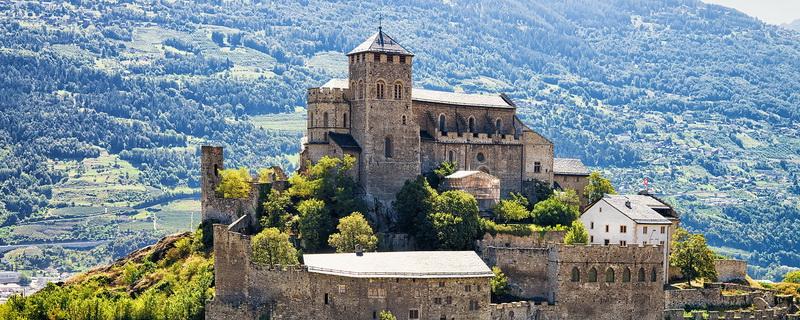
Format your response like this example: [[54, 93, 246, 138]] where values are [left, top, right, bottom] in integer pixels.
[[435, 129, 521, 144], [307, 87, 349, 103], [489, 300, 559, 320]]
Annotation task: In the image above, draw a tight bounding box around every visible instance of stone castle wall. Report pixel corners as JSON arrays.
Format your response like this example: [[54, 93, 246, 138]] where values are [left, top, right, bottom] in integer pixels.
[[489, 301, 560, 320], [201, 146, 265, 225], [713, 259, 747, 283]]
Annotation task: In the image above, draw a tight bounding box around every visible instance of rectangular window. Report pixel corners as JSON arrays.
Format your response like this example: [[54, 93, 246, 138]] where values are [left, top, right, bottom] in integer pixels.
[[660, 241, 665, 245], [367, 287, 386, 299], [604, 239, 610, 245], [620, 225, 627, 233], [399, 56, 406, 64], [590, 236, 594, 243], [469, 300, 479, 311], [338, 284, 346, 294], [643, 226, 648, 234], [465, 284, 471, 292], [324, 293, 329, 305], [409, 309, 419, 319], [534, 162, 541, 173], [445, 296, 452, 305], [605, 225, 609, 233], [661, 226, 666, 234], [590, 222, 594, 229], [434, 297, 442, 305], [438, 281, 445, 287], [374, 53, 380, 61], [620, 240, 627, 246]]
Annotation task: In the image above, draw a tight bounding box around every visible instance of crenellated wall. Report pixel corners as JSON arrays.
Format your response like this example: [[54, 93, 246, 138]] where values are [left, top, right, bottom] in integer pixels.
[[713, 259, 747, 283], [489, 301, 560, 320]]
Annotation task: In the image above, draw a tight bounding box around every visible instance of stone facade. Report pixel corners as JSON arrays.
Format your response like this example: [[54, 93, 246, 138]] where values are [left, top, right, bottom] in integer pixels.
[[713, 259, 748, 283], [477, 233, 667, 320], [208, 224, 493, 320], [300, 29, 555, 210], [200, 146, 270, 225], [442, 171, 501, 212]]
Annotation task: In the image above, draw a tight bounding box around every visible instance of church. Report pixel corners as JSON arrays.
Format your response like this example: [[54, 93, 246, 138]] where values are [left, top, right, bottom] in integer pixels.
[[301, 28, 580, 205]]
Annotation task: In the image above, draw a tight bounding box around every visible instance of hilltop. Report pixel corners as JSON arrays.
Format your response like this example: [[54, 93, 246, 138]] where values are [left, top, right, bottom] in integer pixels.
[[0, 0, 798, 280]]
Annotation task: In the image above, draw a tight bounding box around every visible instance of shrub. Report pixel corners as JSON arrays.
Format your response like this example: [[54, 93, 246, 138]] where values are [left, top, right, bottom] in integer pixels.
[[564, 220, 589, 244], [430, 191, 481, 250], [216, 167, 252, 198], [783, 270, 800, 284], [251, 227, 299, 266], [328, 212, 378, 253], [493, 199, 530, 223], [490, 266, 509, 297], [531, 197, 579, 227], [297, 199, 333, 252]]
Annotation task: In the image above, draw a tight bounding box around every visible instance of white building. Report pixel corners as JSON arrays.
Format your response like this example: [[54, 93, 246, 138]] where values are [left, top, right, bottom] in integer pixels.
[[581, 194, 676, 247]]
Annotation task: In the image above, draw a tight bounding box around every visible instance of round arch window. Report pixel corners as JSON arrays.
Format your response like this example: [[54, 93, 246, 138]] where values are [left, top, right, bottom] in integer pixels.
[[476, 152, 485, 163]]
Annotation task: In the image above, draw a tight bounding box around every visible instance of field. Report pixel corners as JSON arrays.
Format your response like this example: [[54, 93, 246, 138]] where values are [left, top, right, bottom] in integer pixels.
[[249, 112, 307, 132]]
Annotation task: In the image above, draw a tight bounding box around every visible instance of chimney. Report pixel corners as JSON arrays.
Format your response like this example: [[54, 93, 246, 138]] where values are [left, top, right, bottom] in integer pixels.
[[625, 200, 632, 209], [355, 244, 363, 256]]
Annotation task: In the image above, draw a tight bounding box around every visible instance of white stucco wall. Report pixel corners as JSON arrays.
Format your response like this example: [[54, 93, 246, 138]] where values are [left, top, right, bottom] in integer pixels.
[[581, 200, 671, 246]]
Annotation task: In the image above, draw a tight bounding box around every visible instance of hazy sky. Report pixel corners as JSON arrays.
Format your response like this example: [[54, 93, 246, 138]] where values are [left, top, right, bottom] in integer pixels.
[[702, 0, 800, 25]]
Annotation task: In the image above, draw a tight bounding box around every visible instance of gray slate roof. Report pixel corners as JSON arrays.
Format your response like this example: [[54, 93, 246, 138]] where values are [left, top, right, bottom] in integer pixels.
[[601, 195, 672, 225], [303, 251, 493, 279], [318, 78, 513, 109], [328, 132, 361, 152], [553, 158, 590, 176], [348, 29, 413, 56]]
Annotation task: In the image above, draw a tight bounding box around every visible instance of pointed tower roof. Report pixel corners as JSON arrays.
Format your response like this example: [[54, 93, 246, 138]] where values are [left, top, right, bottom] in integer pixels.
[[348, 27, 413, 56]]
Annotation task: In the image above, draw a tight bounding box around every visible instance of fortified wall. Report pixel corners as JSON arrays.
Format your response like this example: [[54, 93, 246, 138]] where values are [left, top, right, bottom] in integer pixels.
[[477, 233, 666, 320]]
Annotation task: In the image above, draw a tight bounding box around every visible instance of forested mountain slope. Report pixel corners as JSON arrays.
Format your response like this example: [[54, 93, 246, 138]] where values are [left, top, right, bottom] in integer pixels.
[[1, 0, 799, 279]]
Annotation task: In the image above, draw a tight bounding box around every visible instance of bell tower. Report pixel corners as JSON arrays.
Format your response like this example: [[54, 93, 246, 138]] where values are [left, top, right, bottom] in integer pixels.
[[347, 27, 420, 203]]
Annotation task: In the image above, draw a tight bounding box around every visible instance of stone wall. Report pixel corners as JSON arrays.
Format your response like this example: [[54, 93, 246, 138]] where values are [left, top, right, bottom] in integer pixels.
[[663, 307, 798, 320], [665, 283, 778, 310], [208, 225, 492, 320], [553, 173, 589, 206], [714, 259, 747, 283], [489, 301, 560, 320], [201, 146, 267, 225]]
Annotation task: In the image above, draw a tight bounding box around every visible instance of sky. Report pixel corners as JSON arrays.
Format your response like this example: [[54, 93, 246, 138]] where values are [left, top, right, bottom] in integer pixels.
[[702, 0, 800, 25]]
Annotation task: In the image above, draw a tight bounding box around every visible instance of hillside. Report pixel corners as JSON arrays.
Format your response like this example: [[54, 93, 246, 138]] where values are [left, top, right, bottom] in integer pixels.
[[783, 19, 800, 32], [0, 0, 798, 280], [0, 231, 213, 319]]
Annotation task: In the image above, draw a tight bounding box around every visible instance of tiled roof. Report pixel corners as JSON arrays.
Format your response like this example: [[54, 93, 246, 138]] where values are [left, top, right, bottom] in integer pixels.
[[601, 195, 672, 225], [553, 158, 590, 176], [348, 29, 413, 56], [328, 132, 361, 152], [303, 251, 493, 279], [316, 78, 513, 109]]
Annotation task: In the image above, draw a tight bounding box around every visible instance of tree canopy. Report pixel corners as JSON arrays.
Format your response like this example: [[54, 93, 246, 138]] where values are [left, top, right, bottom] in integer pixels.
[[782, 270, 800, 284], [670, 228, 718, 284], [328, 212, 378, 253], [251, 227, 299, 266], [493, 199, 530, 223], [216, 168, 252, 199], [584, 171, 616, 203], [296, 199, 333, 252], [531, 197, 579, 227], [430, 190, 481, 250], [564, 220, 589, 244]]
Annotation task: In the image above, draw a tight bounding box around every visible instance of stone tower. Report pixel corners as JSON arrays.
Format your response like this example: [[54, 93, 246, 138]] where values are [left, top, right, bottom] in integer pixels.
[[348, 28, 420, 203], [200, 146, 223, 221]]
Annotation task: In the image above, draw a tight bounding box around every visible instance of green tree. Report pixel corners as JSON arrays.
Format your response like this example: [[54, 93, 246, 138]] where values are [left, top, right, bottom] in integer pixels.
[[290, 155, 364, 217], [509, 192, 530, 209], [378, 310, 397, 320], [429, 191, 481, 250], [17, 272, 31, 287], [670, 228, 717, 284], [260, 189, 292, 231], [216, 167, 252, 198], [493, 199, 529, 223], [490, 266, 509, 297], [424, 161, 456, 189], [257, 168, 276, 183], [584, 171, 616, 203], [531, 197, 579, 227], [297, 199, 334, 252], [525, 179, 553, 205], [251, 227, 299, 266], [394, 176, 438, 234], [782, 270, 800, 283], [328, 212, 378, 253], [563, 220, 589, 244], [553, 189, 580, 211]]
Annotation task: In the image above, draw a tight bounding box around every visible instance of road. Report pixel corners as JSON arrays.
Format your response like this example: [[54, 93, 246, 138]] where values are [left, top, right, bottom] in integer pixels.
[[0, 240, 110, 253]]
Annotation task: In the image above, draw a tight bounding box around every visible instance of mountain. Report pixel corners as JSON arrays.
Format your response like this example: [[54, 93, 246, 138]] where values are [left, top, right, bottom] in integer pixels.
[[783, 19, 800, 32], [0, 0, 799, 280]]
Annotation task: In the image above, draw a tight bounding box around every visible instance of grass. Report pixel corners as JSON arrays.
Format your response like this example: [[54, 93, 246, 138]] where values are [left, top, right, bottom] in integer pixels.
[[49, 151, 148, 209], [249, 112, 307, 132]]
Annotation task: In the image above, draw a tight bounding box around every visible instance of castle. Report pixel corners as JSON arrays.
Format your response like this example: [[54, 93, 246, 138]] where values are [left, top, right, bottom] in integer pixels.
[[300, 27, 558, 207], [202, 29, 798, 320]]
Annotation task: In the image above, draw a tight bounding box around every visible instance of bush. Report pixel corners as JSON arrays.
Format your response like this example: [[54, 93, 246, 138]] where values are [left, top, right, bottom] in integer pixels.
[[490, 266, 509, 297], [584, 171, 616, 203], [783, 270, 800, 284], [531, 197, 579, 227], [297, 199, 333, 252], [493, 199, 530, 223], [379, 310, 397, 320], [430, 191, 481, 250], [564, 220, 589, 244]]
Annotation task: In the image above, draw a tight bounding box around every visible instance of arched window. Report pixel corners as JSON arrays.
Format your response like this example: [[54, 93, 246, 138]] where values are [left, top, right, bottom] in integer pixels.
[[343, 113, 348, 128], [376, 80, 385, 99], [623, 268, 631, 282], [438, 114, 446, 133], [323, 112, 329, 127], [468, 117, 476, 133], [651, 267, 658, 282], [605, 267, 615, 283], [588, 267, 597, 282], [478, 166, 490, 174], [570, 267, 580, 282], [495, 118, 502, 133], [448, 150, 454, 163], [402, 115, 407, 125], [638, 268, 646, 282], [384, 137, 393, 158], [358, 80, 365, 100], [310, 113, 314, 126], [394, 82, 403, 100], [213, 164, 219, 177], [476, 152, 485, 163]]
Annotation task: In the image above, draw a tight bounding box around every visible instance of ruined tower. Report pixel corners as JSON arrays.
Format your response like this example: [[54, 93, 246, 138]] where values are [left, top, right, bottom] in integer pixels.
[[347, 27, 420, 203]]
